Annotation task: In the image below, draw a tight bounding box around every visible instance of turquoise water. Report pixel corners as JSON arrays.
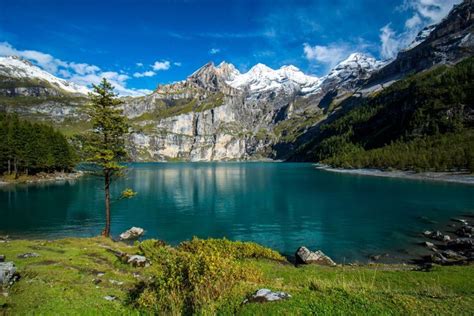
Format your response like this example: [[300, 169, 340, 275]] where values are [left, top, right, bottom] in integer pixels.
[[1, 163, 473, 262]]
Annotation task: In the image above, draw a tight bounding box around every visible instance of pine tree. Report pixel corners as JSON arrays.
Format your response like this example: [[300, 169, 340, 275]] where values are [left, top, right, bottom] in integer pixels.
[[84, 78, 134, 237]]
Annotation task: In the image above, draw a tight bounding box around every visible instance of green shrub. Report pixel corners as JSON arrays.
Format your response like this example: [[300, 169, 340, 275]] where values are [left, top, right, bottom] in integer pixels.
[[130, 238, 278, 314]]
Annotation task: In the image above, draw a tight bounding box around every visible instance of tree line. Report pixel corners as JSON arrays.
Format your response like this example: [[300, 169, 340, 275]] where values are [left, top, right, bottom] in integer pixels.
[[0, 113, 75, 176]]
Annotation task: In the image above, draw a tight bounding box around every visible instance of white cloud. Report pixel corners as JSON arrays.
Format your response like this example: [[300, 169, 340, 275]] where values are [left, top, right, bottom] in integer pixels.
[[133, 70, 156, 78], [402, 0, 461, 24], [380, 24, 403, 60], [303, 43, 349, 69], [173, 62, 182, 67], [405, 14, 422, 29], [209, 48, 220, 55], [0, 41, 150, 96], [152, 60, 171, 71], [136, 62, 143, 67]]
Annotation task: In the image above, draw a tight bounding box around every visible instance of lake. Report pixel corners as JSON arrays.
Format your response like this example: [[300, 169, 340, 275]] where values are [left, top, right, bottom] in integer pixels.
[[1, 162, 473, 262]]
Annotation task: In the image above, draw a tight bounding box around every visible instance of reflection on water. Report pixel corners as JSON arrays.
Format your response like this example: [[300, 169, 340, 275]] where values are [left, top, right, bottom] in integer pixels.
[[1, 162, 473, 261]]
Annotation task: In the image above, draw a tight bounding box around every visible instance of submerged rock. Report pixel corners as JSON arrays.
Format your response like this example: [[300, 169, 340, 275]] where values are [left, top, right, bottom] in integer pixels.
[[295, 246, 336, 266], [119, 227, 145, 241], [245, 289, 291, 303], [0, 262, 17, 287]]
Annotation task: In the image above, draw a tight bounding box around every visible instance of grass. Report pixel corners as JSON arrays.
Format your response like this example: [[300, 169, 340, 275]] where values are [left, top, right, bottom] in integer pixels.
[[1, 237, 473, 315]]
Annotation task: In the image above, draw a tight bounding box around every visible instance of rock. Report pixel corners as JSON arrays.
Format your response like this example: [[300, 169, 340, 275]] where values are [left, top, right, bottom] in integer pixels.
[[0, 255, 5, 263], [92, 278, 102, 285], [447, 238, 474, 251], [370, 253, 389, 261], [17, 252, 40, 259], [295, 247, 336, 266], [109, 279, 124, 286], [245, 289, 291, 303], [97, 272, 105, 277], [455, 225, 473, 238], [423, 241, 435, 249], [104, 295, 117, 301], [442, 250, 467, 261], [0, 262, 17, 286], [452, 218, 469, 226], [119, 227, 145, 241], [127, 255, 148, 267], [0, 236, 9, 243], [423, 230, 450, 242]]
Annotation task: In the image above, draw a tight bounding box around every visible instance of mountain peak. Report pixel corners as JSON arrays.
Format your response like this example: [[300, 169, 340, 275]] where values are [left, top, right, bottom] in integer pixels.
[[0, 56, 89, 95]]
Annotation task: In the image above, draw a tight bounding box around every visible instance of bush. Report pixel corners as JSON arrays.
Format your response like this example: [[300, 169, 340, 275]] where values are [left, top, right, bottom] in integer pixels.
[[129, 238, 282, 314]]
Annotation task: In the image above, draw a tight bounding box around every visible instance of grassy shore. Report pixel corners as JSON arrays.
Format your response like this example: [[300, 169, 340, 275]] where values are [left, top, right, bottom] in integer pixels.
[[1, 237, 473, 315], [0, 171, 82, 185]]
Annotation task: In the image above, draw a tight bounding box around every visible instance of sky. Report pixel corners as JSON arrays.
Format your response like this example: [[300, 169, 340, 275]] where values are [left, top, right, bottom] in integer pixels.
[[0, 0, 461, 95]]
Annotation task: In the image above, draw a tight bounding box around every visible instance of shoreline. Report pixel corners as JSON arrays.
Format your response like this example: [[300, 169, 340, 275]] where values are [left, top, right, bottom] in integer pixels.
[[0, 171, 84, 186], [316, 165, 474, 185]]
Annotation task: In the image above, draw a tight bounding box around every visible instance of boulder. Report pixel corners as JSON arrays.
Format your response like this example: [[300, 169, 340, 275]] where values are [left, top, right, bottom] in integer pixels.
[[423, 230, 451, 242], [423, 241, 435, 249], [295, 246, 336, 266], [17, 252, 40, 259], [104, 295, 117, 301], [127, 255, 148, 267], [0, 262, 17, 287], [455, 226, 473, 238], [451, 218, 469, 226], [119, 227, 145, 241], [447, 238, 474, 251], [246, 289, 291, 303], [0, 255, 5, 263]]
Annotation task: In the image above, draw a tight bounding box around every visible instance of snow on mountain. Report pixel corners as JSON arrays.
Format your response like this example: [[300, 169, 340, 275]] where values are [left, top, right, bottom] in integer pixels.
[[226, 63, 320, 94], [0, 56, 90, 95], [320, 53, 385, 90], [404, 25, 437, 51]]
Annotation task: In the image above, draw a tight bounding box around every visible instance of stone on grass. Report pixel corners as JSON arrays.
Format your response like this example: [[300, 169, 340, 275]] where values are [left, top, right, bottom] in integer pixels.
[[295, 246, 336, 266], [127, 255, 148, 267], [17, 252, 40, 259], [0, 262, 17, 287], [245, 289, 291, 303], [104, 295, 117, 301], [119, 227, 144, 241]]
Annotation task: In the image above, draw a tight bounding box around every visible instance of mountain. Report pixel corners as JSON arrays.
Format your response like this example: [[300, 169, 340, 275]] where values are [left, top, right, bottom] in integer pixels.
[[366, 0, 474, 86], [0, 1, 472, 163], [0, 56, 89, 96]]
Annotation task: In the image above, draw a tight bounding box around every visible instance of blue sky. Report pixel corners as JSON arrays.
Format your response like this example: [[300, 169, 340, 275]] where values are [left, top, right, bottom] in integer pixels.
[[0, 0, 460, 95]]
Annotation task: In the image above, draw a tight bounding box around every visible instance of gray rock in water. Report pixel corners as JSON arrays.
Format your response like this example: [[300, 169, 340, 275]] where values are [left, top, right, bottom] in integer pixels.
[[246, 289, 291, 303], [448, 238, 474, 251], [423, 231, 451, 242], [0, 262, 17, 286], [452, 218, 469, 226], [119, 227, 145, 241], [295, 246, 336, 266], [423, 241, 435, 249], [17, 252, 40, 259]]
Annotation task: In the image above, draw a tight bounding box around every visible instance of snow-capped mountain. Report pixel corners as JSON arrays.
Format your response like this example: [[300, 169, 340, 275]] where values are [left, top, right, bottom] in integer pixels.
[[0, 56, 89, 95], [404, 25, 437, 51], [226, 63, 320, 94], [320, 53, 385, 91]]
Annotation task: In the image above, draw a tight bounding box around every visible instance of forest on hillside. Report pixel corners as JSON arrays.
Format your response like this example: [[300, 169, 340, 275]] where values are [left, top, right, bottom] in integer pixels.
[[0, 113, 75, 176], [302, 56, 474, 172]]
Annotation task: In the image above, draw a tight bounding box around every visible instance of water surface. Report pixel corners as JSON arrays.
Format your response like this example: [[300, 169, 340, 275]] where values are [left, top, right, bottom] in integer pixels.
[[1, 163, 473, 262]]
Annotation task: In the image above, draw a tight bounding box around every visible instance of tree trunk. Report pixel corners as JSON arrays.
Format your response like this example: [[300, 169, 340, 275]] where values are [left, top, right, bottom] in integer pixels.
[[102, 170, 111, 237], [13, 159, 18, 179], [7, 159, 11, 175]]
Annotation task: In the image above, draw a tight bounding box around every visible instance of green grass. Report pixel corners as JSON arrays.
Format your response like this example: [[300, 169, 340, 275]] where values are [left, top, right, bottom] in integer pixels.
[[1, 237, 473, 315]]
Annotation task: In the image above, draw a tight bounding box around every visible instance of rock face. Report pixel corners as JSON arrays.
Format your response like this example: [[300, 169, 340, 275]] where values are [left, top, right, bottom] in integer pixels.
[[295, 246, 336, 266]]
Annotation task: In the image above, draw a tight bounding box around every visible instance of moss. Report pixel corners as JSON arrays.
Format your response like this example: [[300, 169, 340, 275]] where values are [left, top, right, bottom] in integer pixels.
[[274, 113, 323, 143]]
